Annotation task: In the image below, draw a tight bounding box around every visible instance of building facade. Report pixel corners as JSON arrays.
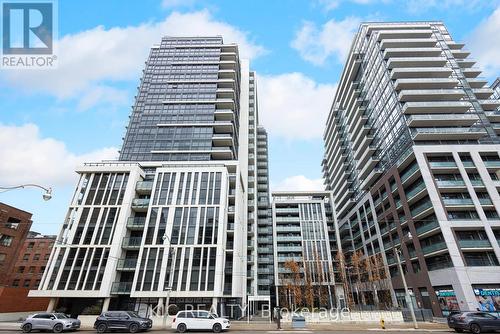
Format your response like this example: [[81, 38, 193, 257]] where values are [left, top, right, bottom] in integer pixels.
[[31, 36, 271, 318], [271, 191, 343, 309], [0, 202, 32, 286], [322, 22, 500, 316]]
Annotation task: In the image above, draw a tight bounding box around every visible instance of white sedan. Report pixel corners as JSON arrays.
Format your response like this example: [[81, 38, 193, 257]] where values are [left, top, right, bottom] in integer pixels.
[[172, 310, 230, 333]]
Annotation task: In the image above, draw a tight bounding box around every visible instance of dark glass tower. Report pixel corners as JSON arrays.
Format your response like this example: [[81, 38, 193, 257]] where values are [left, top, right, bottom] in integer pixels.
[[119, 36, 241, 162]]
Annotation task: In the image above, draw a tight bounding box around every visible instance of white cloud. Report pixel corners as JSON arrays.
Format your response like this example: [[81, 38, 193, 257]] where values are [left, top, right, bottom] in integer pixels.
[[466, 6, 500, 77], [291, 17, 360, 65], [272, 175, 324, 192], [1, 10, 265, 108], [0, 123, 118, 188], [258, 72, 337, 140]]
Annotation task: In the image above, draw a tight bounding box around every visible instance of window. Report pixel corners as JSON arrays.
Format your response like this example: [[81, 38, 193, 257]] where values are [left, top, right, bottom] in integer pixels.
[[28, 266, 35, 273], [0, 253, 5, 265], [12, 279, 19, 287], [23, 254, 29, 261], [23, 280, 31, 287], [34, 279, 41, 288], [17, 266, 25, 273], [5, 217, 20, 230], [33, 254, 40, 261], [44, 254, 50, 260], [27, 242, 35, 250], [464, 252, 499, 266], [33, 314, 52, 319], [0, 234, 14, 247]]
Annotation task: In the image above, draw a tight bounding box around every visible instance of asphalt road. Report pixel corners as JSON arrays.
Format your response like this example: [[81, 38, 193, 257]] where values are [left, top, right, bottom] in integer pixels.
[[0, 331, 454, 334]]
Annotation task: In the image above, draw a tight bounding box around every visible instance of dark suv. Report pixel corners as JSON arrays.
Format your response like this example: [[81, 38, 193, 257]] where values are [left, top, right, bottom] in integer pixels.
[[94, 311, 152, 333]]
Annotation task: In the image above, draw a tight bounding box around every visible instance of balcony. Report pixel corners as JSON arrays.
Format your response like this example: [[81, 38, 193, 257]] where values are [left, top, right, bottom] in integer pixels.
[[212, 133, 233, 146], [377, 29, 433, 41], [384, 47, 442, 59], [402, 101, 472, 114], [111, 282, 132, 294], [122, 237, 142, 249], [443, 198, 474, 206], [484, 161, 500, 168], [422, 242, 447, 255], [416, 220, 440, 236], [388, 57, 447, 69], [399, 89, 464, 102], [400, 163, 420, 184], [116, 259, 138, 271], [436, 179, 466, 189], [380, 38, 437, 49], [126, 217, 146, 230], [458, 239, 492, 249], [411, 127, 486, 141], [429, 161, 457, 169], [135, 181, 153, 194], [278, 246, 302, 252], [394, 78, 458, 90], [405, 182, 427, 203], [131, 198, 150, 212], [390, 67, 453, 79], [410, 200, 433, 219], [407, 114, 479, 127], [479, 99, 500, 111]]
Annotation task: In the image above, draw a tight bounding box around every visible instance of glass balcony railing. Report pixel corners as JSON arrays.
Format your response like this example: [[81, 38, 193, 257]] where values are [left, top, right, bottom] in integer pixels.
[[131, 198, 150, 208], [111, 282, 132, 294], [422, 241, 447, 254], [484, 161, 500, 168], [458, 239, 492, 248], [400, 164, 419, 183], [471, 179, 484, 187], [116, 259, 138, 270], [479, 198, 493, 205], [410, 201, 433, 217], [122, 237, 142, 248], [405, 182, 426, 201], [136, 181, 153, 192], [429, 161, 457, 168], [436, 180, 466, 187], [415, 220, 440, 235], [127, 217, 146, 229], [443, 198, 474, 206]]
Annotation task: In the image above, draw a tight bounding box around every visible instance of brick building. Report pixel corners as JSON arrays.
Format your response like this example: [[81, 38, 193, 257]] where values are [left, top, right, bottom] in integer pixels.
[[10, 232, 56, 289], [0, 202, 32, 286]]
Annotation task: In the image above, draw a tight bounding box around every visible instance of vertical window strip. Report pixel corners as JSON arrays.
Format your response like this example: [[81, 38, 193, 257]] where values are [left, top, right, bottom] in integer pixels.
[[152, 172, 163, 205], [184, 172, 192, 205], [79, 248, 94, 290], [102, 173, 116, 205], [136, 249, 149, 291], [191, 173, 199, 205], [95, 248, 109, 290], [102, 208, 118, 245], [117, 174, 129, 204], [186, 208, 198, 244], [197, 207, 206, 244], [85, 248, 102, 290], [207, 172, 214, 204], [156, 208, 169, 245], [171, 248, 183, 290], [153, 249, 164, 290], [85, 174, 101, 205], [93, 207, 108, 245], [94, 173, 109, 205], [167, 173, 177, 205], [180, 248, 191, 291], [145, 209, 158, 244], [176, 173, 185, 205], [179, 208, 189, 245]]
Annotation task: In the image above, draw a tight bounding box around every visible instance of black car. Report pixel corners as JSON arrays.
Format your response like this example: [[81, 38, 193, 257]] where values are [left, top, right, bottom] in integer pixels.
[[94, 311, 152, 333], [448, 311, 500, 334]]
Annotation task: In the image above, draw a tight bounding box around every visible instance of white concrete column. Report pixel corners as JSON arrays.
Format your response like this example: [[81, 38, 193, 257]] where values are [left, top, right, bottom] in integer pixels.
[[46, 298, 57, 312], [157, 297, 164, 316], [102, 297, 111, 312]]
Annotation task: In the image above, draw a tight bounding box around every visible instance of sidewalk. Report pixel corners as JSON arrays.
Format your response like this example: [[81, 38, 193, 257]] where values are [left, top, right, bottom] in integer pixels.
[[0, 321, 450, 332]]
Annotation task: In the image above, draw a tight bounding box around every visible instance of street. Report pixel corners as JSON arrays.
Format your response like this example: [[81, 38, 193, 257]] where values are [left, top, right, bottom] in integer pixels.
[[0, 330, 455, 334]]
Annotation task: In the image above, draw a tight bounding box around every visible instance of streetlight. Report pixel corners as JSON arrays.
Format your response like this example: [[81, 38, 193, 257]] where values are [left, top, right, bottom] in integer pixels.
[[0, 184, 52, 201], [394, 232, 418, 329], [162, 233, 173, 329]]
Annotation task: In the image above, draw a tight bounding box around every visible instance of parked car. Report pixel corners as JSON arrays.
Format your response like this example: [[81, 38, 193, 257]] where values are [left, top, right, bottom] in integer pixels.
[[172, 310, 230, 333], [94, 311, 152, 333], [21, 313, 80, 333], [447, 311, 500, 334]]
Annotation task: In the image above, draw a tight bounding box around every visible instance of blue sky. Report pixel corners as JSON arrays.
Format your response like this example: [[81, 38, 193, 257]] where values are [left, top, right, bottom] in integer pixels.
[[1, 0, 500, 235]]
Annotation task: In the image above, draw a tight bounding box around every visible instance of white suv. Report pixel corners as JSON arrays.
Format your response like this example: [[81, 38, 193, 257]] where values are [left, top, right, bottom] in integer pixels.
[[172, 310, 230, 333]]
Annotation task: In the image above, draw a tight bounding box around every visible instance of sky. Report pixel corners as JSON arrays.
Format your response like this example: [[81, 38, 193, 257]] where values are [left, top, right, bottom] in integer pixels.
[[1, 0, 500, 235]]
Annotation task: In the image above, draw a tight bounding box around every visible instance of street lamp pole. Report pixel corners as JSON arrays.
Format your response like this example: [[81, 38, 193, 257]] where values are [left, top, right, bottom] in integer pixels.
[[162, 233, 172, 329], [0, 184, 52, 201], [394, 233, 418, 329]]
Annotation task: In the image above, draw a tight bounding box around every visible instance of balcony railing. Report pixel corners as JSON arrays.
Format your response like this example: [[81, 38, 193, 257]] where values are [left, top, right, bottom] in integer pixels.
[[415, 220, 439, 236], [127, 217, 146, 229], [410, 200, 433, 217], [429, 161, 457, 168], [131, 198, 150, 209], [436, 179, 465, 188], [400, 164, 419, 183], [136, 181, 153, 193], [443, 198, 474, 206], [422, 241, 447, 254], [111, 282, 133, 294], [122, 237, 142, 249], [116, 259, 138, 270], [458, 239, 492, 248]]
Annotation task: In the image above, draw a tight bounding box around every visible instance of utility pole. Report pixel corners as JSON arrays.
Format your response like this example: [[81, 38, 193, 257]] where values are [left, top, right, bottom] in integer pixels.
[[394, 246, 418, 329]]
